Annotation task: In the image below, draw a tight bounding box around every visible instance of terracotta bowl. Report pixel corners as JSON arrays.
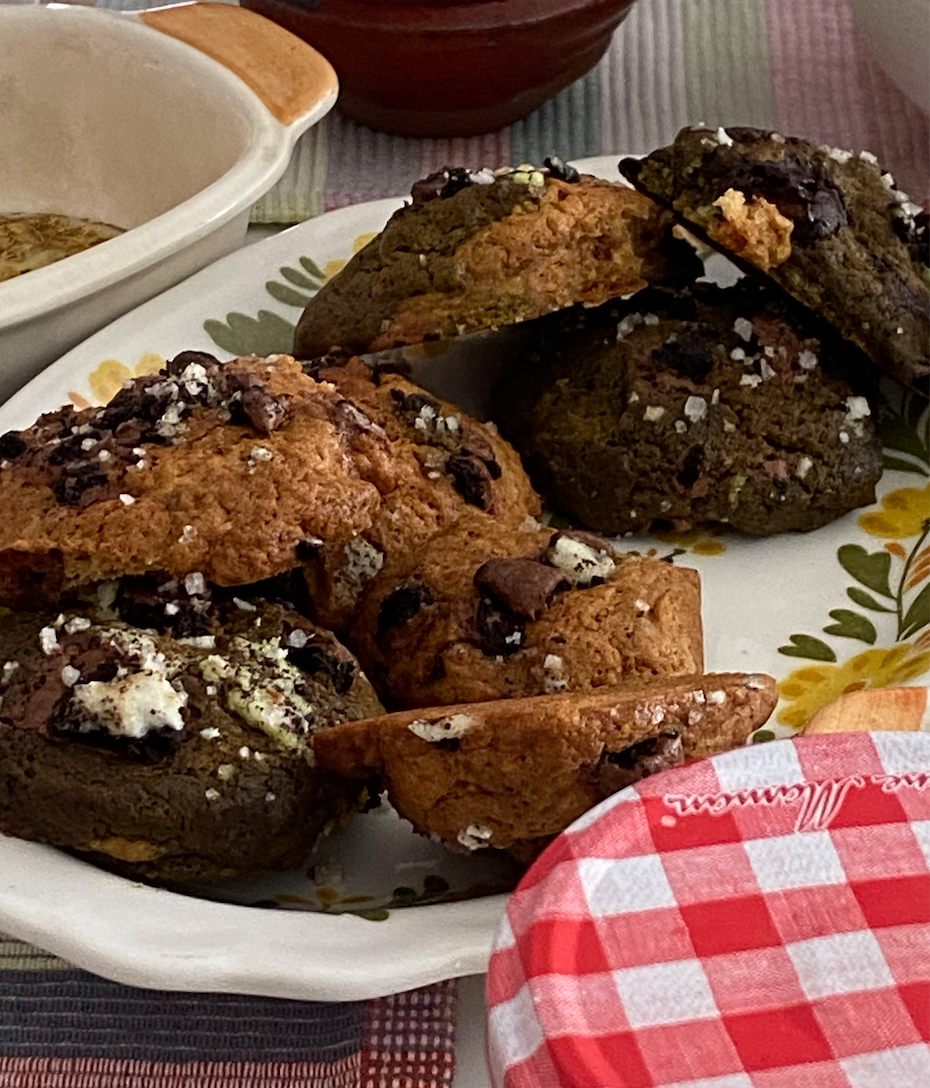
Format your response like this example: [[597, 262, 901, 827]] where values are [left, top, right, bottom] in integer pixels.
[[240, 0, 639, 137]]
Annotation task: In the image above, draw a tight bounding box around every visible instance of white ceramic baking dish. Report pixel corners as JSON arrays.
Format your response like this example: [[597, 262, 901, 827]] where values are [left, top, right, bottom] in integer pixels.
[[0, 1, 337, 403]]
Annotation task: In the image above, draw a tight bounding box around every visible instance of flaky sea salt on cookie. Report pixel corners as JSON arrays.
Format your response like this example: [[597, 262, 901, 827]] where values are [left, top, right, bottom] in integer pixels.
[[348, 510, 703, 710], [312, 672, 778, 859], [0, 351, 385, 605], [293, 160, 701, 359]]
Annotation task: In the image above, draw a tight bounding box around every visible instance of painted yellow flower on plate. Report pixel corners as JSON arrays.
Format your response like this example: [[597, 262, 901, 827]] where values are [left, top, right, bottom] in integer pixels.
[[777, 641, 930, 730], [859, 484, 930, 539], [323, 230, 378, 281], [88, 353, 167, 405], [653, 527, 727, 556]]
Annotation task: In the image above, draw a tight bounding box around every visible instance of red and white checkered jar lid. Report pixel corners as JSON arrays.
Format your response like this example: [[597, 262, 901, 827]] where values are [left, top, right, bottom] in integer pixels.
[[487, 732, 930, 1088]]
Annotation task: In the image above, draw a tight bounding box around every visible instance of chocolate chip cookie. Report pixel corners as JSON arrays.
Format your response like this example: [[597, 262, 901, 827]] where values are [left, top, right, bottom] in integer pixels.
[[491, 279, 885, 536], [299, 357, 541, 630], [620, 127, 929, 392], [293, 161, 701, 359], [0, 352, 386, 606], [312, 672, 778, 859], [0, 598, 383, 882], [348, 511, 703, 710]]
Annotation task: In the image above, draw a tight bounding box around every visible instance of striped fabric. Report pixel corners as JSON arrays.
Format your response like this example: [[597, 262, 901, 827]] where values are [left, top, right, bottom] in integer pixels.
[[245, 0, 928, 221], [0, 936, 457, 1087], [95, 0, 930, 221]]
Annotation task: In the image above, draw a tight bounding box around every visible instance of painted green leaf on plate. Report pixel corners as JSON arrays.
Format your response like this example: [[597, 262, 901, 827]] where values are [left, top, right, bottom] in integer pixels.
[[900, 583, 930, 640], [204, 310, 296, 357], [846, 586, 895, 613], [837, 544, 893, 597], [822, 609, 877, 644], [778, 634, 837, 661]]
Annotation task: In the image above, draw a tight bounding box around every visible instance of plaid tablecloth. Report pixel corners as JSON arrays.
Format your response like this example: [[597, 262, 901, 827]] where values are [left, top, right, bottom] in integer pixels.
[[3, 2, 928, 1086], [487, 732, 930, 1087], [0, 941, 457, 1087]]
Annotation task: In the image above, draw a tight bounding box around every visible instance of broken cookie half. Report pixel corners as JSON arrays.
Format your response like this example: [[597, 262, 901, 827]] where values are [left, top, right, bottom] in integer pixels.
[[311, 671, 778, 862]]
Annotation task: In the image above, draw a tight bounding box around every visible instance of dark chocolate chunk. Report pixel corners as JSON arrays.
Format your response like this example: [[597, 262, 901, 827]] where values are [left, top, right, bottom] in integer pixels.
[[377, 582, 434, 639], [474, 597, 526, 657], [543, 156, 580, 183], [52, 463, 109, 506], [473, 558, 566, 620], [390, 387, 441, 420], [593, 731, 684, 795], [240, 386, 291, 435], [719, 153, 849, 245], [47, 694, 183, 764], [114, 576, 212, 639], [677, 445, 705, 489], [165, 350, 220, 376], [653, 327, 715, 383], [410, 167, 474, 204], [0, 432, 27, 460], [288, 642, 357, 695], [446, 453, 494, 509], [330, 399, 383, 441], [896, 207, 930, 269], [295, 537, 325, 561]]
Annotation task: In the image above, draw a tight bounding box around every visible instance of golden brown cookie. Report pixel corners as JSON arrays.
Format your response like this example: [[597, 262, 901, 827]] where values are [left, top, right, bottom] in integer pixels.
[[0, 352, 387, 606], [300, 358, 542, 630], [293, 162, 701, 359], [348, 511, 703, 710], [312, 672, 778, 857]]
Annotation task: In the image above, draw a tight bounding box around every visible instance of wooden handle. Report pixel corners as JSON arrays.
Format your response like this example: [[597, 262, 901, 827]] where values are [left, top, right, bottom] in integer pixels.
[[139, 2, 338, 126]]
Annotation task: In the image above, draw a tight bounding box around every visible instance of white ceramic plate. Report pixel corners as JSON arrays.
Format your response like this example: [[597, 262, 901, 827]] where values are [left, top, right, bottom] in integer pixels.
[[0, 158, 927, 1001]]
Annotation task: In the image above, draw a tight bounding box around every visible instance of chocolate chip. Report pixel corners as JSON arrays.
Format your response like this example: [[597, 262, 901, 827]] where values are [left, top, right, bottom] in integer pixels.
[[115, 576, 211, 639], [0, 432, 27, 460], [895, 207, 930, 268], [475, 597, 526, 657], [410, 167, 473, 204], [377, 582, 434, 638], [474, 558, 566, 620], [330, 399, 382, 440], [720, 153, 849, 244], [722, 127, 774, 144], [48, 701, 183, 764], [52, 463, 109, 506], [165, 350, 220, 376], [46, 433, 94, 466], [390, 388, 441, 419], [678, 445, 705, 489], [112, 421, 145, 447], [241, 386, 290, 435], [295, 537, 325, 561], [653, 326, 715, 383], [446, 453, 493, 509], [590, 731, 684, 796], [543, 156, 580, 183], [288, 642, 357, 695]]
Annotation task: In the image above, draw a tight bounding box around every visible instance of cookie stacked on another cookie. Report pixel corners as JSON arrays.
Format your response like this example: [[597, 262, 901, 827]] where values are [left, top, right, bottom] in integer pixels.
[[298, 356, 541, 631], [293, 160, 702, 358], [348, 510, 703, 710], [0, 351, 384, 606], [620, 126, 929, 393], [313, 672, 778, 860]]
